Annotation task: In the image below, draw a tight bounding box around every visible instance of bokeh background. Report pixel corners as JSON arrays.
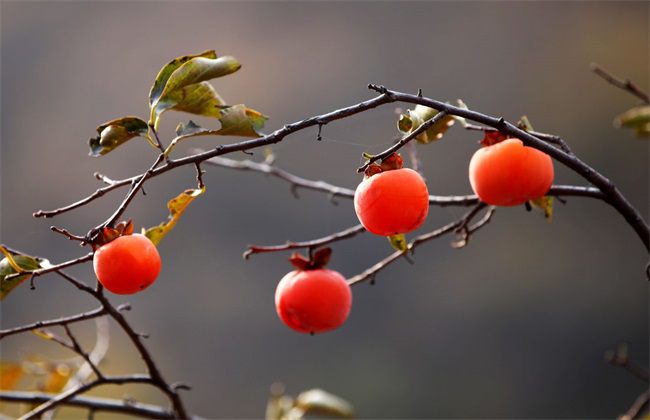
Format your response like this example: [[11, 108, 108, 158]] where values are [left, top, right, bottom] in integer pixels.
[[1, 1, 648, 418]]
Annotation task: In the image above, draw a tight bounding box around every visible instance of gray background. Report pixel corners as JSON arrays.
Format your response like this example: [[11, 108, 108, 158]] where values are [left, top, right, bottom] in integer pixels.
[[1, 1, 648, 418]]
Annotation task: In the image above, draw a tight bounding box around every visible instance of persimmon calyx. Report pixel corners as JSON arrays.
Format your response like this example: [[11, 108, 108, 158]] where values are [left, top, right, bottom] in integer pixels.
[[363, 153, 404, 178], [289, 247, 332, 270], [93, 220, 134, 247], [480, 131, 510, 147]]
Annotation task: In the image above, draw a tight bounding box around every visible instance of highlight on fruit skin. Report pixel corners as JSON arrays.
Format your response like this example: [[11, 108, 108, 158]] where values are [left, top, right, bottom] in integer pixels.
[[469, 138, 554, 206], [93, 233, 161, 295], [274, 249, 352, 335], [354, 154, 429, 236]]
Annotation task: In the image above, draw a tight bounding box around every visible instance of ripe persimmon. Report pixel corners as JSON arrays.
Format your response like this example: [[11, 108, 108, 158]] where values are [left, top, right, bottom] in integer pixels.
[[93, 233, 161, 295], [469, 138, 554, 206], [275, 249, 352, 334], [354, 154, 429, 236]]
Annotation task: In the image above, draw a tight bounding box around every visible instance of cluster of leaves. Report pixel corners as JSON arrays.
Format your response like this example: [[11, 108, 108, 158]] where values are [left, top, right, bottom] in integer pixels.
[[89, 50, 267, 157]]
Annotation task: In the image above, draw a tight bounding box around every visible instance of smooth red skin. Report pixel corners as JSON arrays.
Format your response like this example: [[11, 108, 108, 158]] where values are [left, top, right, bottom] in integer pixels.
[[354, 168, 430, 236], [275, 269, 352, 334], [469, 138, 554, 206], [93, 234, 161, 295]]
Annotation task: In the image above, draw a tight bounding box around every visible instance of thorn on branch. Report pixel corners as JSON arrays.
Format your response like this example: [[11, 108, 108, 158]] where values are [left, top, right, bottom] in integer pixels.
[[317, 124, 323, 142], [137, 332, 150, 339], [367, 84, 389, 95], [171, 382, 192, 391], [117, 303, 132, 312], [417, 88, 423, 98], [242, 150, 254, 156], [290, 184, 300, 199]]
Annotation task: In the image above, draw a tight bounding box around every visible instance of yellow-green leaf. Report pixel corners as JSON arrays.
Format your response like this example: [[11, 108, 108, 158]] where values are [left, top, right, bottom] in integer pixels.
[[154, 81, 227, 123], [530, 196, 553, 221], [142, 187, 206, 246], [294, 389, 354, 418], [149, 50, 217, 108], [150, 53, 241, 127], [387, 234, 408, 252], [0, 253, 50, 300], [164, 105, 267, 157], [214, 104, 267, 137], [398, 104, 455, 144], [614, 105, 650, 138], [89, 116, 149, 157]]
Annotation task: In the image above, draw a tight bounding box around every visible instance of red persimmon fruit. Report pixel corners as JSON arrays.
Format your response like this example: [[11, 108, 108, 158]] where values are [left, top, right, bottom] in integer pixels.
[[93, 233, 161, 295], [469, 138, 554, 206], [275, 249, 352, 334], [354, 154, 429, 236]]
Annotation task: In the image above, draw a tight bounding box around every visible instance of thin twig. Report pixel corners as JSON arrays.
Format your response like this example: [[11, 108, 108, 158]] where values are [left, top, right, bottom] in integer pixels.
[[50, 226, 86, 243], [0, 391, 175, 419], [591, 63, 650, 104], [2, 253, 94, 284], [357, 111, 449, 173], [619, 390, 650, 420], [606, 345, 650, 382], [347, 203, 493, 286], [0, 306, 106, 339], [244, 224, 366, 259], [17, 375, 154, 420]]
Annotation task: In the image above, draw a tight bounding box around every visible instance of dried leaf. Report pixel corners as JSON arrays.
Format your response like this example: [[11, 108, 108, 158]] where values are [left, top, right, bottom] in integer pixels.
[[530, 196, 553, 221], [89, 116, 149, 157], [398, 104, 455, 144], [0, 362, 23, 390], [614, 105, 650, 138], [42, 363, 72, 393], [294, 389, 354, 418], [1, 253, 49, 300], [142, 187, 206, 246]]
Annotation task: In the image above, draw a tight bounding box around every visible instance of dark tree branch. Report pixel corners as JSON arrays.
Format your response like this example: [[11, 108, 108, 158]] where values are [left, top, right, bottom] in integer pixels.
[[367, 87, 649, 251], [463, 123, 573, 155], [0, 391, 175, 419], [100, 153, 166, 230], [61, 324, 104, 380], [34, 89, 641, 252], [0, 306, 106, 339], [357, 110, 449, 173], [591, 63, 650, 104], [16, 375, 154, 420], [244, 224, 366, 259], [3, 253, 94, 284], [347, 203, 494, 286]]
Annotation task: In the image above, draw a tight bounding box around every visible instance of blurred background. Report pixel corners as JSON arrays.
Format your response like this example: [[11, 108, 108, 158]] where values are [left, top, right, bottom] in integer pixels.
[[1, 1, 648, 418]]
